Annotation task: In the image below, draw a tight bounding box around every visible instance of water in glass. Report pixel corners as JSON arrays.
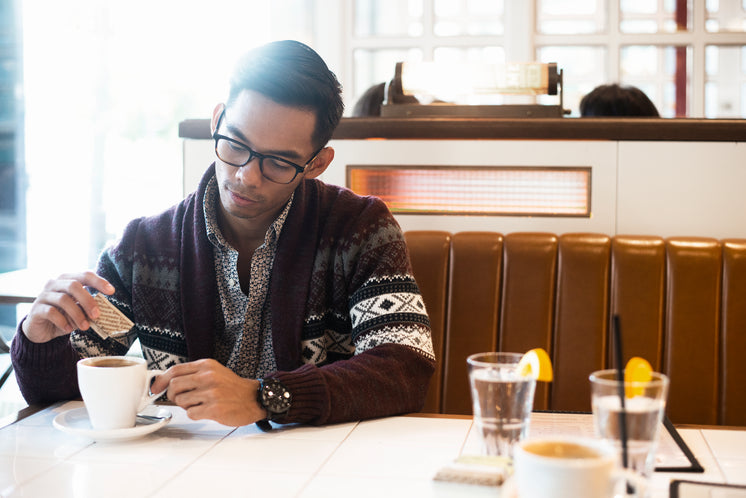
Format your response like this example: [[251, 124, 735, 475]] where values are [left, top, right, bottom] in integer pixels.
[[469, 354, 536, 457]]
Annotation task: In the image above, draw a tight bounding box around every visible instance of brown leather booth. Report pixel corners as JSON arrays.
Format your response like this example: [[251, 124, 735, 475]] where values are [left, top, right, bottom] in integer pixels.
[[405, 231, 746, 426]]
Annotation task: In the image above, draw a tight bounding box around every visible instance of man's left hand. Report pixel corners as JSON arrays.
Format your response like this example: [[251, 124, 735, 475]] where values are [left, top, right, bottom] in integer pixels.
[[150, 359, 267, 426]]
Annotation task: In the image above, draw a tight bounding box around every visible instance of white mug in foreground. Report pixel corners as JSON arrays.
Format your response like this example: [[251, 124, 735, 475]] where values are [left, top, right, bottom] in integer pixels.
[[77, 356, 164, 431], [513, 437, 645, 498]]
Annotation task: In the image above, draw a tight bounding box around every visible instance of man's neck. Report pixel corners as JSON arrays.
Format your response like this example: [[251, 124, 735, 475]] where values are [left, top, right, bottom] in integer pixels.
[[218, 210, 275, 256]]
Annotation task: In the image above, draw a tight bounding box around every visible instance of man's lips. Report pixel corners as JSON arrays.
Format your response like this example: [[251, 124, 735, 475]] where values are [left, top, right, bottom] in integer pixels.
[[229, 189, 258, 207]]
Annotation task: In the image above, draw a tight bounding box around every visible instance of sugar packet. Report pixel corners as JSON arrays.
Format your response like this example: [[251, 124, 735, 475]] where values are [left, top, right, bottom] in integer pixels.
[[432, 454, 511, 487], [89, 293, 134, 339]]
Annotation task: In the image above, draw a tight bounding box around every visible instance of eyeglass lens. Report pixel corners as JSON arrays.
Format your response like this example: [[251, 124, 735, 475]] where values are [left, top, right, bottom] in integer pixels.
[[215, 138, 299, 184]]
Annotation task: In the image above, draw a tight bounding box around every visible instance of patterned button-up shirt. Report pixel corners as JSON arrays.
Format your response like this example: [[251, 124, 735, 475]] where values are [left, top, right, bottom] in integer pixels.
[[203, 177, 292, 379]]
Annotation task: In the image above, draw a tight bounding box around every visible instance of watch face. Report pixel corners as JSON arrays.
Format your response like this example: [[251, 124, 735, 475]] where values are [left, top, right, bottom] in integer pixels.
[[260, 378, 292, 415]]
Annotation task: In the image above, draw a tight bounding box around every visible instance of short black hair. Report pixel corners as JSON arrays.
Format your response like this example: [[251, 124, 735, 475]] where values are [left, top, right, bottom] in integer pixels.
[[228, 40, 344, 148], [579, 83, 660, 117], [352, 82, 386, 117]]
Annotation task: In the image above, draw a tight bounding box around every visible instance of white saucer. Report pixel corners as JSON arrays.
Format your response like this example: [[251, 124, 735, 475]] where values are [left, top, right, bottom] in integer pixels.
[[53, 406, 172, 442]]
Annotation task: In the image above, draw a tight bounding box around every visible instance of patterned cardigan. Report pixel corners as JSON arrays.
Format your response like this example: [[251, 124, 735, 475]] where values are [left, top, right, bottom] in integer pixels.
[[11, 165, 435, 425]]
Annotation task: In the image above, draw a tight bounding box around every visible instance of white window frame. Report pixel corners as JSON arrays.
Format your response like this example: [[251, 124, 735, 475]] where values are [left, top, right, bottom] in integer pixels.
[[317, 0, 746, 117]]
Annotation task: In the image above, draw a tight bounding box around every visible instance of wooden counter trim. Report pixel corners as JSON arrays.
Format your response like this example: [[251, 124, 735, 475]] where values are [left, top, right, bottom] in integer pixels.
[[179, 117, 746, 142]]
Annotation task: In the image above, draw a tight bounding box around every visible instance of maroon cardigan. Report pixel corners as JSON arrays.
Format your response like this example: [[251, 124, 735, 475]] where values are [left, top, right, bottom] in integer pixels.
[[12, 165, 435, 425]]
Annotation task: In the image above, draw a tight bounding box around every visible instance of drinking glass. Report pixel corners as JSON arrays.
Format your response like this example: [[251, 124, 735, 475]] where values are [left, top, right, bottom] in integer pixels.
[[467, 352, 536, 457], [589, 369, 669, 491]]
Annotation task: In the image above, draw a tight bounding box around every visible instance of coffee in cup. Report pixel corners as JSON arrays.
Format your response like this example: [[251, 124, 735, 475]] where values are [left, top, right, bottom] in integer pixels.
[[523, 439, 604, 459], [77, 356, 164, 430], [86, 358, 139, 368], [513, 438, 645, 498]]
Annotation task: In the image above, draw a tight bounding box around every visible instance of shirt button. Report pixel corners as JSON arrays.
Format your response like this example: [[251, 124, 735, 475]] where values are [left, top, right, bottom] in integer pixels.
[[228, 278, 236, 287]]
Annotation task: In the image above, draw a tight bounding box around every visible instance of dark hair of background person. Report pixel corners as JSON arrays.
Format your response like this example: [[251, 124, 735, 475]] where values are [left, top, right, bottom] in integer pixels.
[[352, 82, 386, 117], [352, 81, 421, 117], [579, 83, 660, 117], [228, 40, 345, 148]]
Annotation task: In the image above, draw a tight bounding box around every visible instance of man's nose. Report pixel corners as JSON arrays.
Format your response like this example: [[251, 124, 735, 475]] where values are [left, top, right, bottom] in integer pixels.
[[235, 156, 264, 184]]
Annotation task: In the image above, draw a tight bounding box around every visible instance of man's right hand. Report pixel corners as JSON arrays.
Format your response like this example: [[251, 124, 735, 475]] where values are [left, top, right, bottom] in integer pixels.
[[21, 271, 115, 344]]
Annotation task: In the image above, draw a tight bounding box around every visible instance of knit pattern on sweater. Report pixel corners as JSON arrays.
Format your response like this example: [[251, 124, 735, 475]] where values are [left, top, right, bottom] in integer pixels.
[[14, 164, 435, 423], [69, 167, 434, 375]]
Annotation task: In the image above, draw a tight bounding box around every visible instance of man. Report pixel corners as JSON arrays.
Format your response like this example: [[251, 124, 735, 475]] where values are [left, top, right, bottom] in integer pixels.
[[11, 40, 435, 428]]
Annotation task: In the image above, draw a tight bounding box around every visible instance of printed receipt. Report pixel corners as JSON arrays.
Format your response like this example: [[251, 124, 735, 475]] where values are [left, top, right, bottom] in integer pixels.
[[89, 293, 134, 339]]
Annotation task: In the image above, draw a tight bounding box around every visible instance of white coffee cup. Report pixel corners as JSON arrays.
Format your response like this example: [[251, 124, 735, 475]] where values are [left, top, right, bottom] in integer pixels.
[[513, 437, 645, 498], [77, 356, 164, 430]]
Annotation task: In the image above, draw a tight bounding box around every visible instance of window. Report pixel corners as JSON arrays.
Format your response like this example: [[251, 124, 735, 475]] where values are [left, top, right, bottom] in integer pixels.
[[434, 0, 505, 36], [21, 1, 319, 273], [619, 0, 691, 33], [705, 44, 746, 117], [537, 0, 606, 35], [0, 0, 23, 344], [354, 48, 424, 98], [9, 0, 746, 290], [345, 0, 746, 118], [706, 0, 746, 32]]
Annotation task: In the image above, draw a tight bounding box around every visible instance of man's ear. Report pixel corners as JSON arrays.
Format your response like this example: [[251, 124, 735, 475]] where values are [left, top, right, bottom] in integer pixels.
[[210, 103, 225, 135], [303, 147, 334, 180]]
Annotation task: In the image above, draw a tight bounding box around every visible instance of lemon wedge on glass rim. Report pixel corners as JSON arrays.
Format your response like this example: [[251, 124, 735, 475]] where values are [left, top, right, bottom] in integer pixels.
[[624, 356, 653, 397], [517, 348, 553, 382]]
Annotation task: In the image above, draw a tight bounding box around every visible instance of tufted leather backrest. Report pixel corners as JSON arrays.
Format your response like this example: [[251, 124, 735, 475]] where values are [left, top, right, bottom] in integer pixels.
[[403, 231, 451, 413], [405, 231, 746, 425], [721, 239, 746, 426]]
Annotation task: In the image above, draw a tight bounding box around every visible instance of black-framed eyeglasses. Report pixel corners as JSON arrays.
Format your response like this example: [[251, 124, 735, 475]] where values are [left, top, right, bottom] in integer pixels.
[[212, 108, 322, 184]]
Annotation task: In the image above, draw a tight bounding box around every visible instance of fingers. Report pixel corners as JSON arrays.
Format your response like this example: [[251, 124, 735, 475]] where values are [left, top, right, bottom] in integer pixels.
[[56, 271, 115, 295], [22, 271, 116, 343], [185, 404, 212, 422], [153, 360, 207, 391], [37, 276, 98, 328], [35, 301, 79, 334], [47, 272, 115, 322], [174, 389, 209, 417], [150, 368, 183, 398], [153, 359, 215, 404], [41, 288, 91, 332], [154, 360, 262, 425]]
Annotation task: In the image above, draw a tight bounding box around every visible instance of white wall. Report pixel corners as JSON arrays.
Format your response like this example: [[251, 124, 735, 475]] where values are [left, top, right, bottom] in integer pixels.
[[616, 141, 746, 238], [183, 138, 746, 239]]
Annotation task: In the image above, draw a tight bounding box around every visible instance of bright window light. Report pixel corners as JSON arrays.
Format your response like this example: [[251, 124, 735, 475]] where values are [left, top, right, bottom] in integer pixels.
[[22, 1, 286, 271]]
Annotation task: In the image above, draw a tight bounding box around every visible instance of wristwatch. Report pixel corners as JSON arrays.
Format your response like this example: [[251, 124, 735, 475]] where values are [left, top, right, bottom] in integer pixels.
[[256, 377, 292, 421]]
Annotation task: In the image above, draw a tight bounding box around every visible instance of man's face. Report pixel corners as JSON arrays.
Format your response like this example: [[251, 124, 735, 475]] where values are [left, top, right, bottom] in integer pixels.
[[211, 90, 321, 228]]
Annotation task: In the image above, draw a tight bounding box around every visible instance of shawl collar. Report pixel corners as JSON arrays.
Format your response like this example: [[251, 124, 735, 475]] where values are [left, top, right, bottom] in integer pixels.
[[180, 164, 218, 360], [179, 168, 347, 369], [270, 179, 323, 370]]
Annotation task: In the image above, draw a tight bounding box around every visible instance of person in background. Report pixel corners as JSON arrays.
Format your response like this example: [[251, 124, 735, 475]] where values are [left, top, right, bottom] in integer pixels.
[[579, 83, 660, 117], [352, 82, 386, 117], [11, 40, 435, 428], [351, 81, 420, 117]]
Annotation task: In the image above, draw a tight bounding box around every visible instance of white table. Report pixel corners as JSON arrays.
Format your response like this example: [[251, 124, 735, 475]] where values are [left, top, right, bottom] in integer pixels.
[[1, 401, 744, 497]]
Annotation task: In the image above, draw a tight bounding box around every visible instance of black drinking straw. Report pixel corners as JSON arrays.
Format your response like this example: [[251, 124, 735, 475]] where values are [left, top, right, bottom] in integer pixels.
[[613, 314, 632, 494]]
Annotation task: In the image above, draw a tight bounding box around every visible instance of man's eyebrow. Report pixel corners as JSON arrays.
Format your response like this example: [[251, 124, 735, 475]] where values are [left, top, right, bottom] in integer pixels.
[[225, 122, 304, 160]]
